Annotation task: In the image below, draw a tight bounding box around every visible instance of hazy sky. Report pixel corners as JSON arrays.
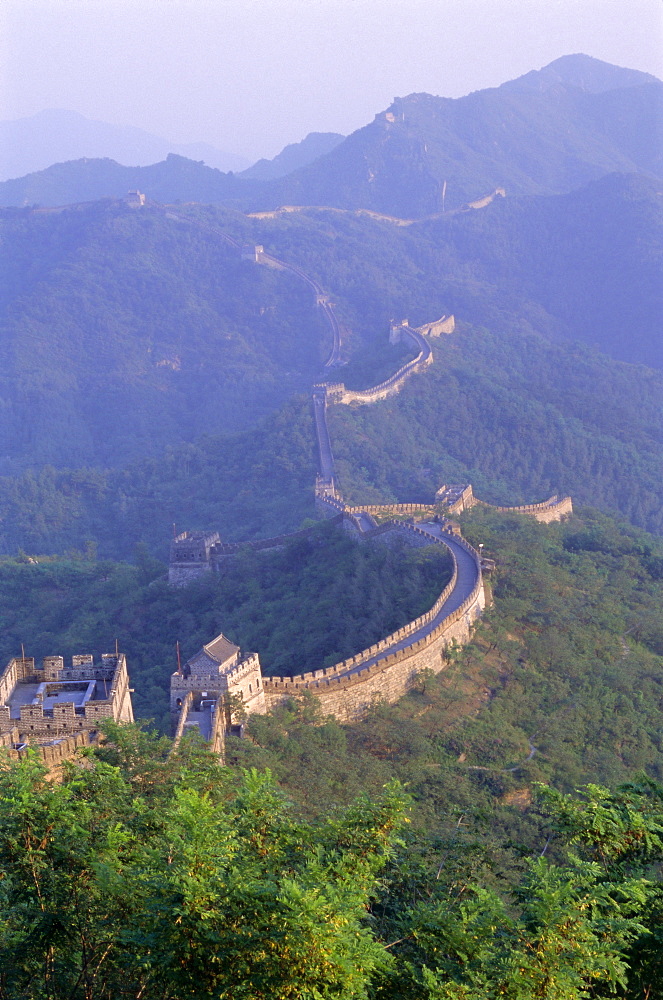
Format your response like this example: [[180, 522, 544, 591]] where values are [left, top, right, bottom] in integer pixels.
[[2, 0, 662, 161]]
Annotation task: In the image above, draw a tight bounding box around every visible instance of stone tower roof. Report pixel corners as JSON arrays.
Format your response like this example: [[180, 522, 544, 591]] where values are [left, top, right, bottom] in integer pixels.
[[186, 633, 240, 675]]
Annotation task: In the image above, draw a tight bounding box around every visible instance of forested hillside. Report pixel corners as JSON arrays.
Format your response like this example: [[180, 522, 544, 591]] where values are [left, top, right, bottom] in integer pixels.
[[264, 55, 662, 217], [246, 172, 663, 370], [328, 322, 663, 535], [0, 309, 659, 561], [2, 50, 663, 999], [0, 201, 330, 472], [3, 505, 663, 997], [0, 164, 660, 555], [0, 521, 452, 729]]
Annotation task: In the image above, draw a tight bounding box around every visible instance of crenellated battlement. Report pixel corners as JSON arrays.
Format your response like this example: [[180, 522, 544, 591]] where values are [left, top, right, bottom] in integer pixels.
[[164, 215, 573, 742], [0, 652, 134, 764]]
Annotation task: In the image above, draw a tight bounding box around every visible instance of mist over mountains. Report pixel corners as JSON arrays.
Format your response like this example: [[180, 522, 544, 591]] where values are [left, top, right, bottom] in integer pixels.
[[3, 47, 663, 999], [0, 52, 661, 549], [0, 109, 252, 181], [1, 54, 660, 217], [238, 132, 345, 181]]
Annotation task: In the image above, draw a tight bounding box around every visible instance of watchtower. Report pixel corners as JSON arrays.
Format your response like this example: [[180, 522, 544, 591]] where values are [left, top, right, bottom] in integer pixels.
[[169, 531, 220, 586]]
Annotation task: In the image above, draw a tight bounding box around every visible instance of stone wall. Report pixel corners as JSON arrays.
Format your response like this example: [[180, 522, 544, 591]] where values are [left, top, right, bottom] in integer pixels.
[[323, 327, 432, 407], [0, 653, 134, 747], [262, 540, 483, 723], [170, 517, 345, 584], [163, 212, 574, 731], [258, 521, 483, 722], [413, 315, 455, 337], [4, 731, 91, 765], [477, 494, 574, 523], [172, 690, 194, 748], [0, 657, 32, 707], [224, 653, 267, 715]]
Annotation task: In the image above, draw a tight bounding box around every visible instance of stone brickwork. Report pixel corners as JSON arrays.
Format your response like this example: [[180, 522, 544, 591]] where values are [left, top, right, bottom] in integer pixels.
[[412, 315, 455, 337], [169, 531, 221, 585], [171, 514, 484, 733], [0, 652, 134, 764], [473, 493, 573, 523], [322, 326, 432, 406], [434, 484, 573, 523], [170, 634, 266, 748]]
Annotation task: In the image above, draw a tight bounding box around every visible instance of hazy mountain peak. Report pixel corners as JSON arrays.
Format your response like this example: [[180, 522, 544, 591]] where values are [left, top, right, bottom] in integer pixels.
[[504, 53, 660, 95], [240, 132, 345, 181], [0, 108, 250, 181]]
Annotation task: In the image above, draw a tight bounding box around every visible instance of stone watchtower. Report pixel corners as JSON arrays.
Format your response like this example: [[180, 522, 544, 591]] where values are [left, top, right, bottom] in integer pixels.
[[171, 633, 266, 744], [169, 531, 220, 586]]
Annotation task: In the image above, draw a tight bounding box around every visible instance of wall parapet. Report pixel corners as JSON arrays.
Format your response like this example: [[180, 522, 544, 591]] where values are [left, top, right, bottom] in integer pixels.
[[162, 213, 572, 727], [476, 494, 573, 523], [323, 327, 432, 406], [260, 519, 482, 695]]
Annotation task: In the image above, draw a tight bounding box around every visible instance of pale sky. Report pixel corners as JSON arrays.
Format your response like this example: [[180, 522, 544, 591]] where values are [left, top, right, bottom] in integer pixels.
[[1, 0, 662, 161]]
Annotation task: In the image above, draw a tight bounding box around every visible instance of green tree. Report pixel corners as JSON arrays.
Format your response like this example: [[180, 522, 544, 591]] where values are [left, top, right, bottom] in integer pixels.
[[0, 733, 408, 1000]]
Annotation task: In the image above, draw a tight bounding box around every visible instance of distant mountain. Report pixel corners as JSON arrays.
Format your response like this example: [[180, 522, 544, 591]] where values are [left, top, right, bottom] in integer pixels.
[[263, 55, 662, 217], [0, 109, 250, 181], [501, 52, 660, 94], [0, 55, 660, 218], [0, 153, 263, 209], [240, 132, 345, 180]]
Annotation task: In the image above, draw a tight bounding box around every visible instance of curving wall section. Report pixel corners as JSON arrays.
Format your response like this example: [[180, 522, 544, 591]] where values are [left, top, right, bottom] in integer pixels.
[[474, 495, 574, 522], [164, 209, 571, 731], [319, 326, 432, 405]]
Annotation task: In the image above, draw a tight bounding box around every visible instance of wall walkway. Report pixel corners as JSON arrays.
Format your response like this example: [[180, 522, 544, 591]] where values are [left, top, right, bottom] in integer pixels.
[[164, 209, 571, 729]]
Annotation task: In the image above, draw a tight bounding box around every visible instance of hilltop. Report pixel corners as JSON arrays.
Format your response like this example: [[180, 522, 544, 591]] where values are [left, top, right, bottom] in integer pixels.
[[0, 108, 250, 182], [1, 55, 660, 215]]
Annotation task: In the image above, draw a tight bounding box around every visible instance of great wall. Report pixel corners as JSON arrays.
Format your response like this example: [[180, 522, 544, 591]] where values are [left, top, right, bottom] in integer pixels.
[[165, 210, 573, 745], [0, 198, 573, 762], [0, 199, 574, 761]]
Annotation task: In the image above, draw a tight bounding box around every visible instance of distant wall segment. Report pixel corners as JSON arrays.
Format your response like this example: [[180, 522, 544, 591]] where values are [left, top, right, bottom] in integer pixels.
[[162, 210, 572, 731]]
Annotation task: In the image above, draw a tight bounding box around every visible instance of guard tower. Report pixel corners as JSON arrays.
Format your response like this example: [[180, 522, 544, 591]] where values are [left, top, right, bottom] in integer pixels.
[[169, 531, 220, 585]]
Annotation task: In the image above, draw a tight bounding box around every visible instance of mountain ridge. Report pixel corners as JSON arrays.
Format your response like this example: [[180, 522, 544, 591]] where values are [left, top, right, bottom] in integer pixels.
[[1, 55, 660, 215], [239, 132, 345, 181], [0, 108, 251, 181]]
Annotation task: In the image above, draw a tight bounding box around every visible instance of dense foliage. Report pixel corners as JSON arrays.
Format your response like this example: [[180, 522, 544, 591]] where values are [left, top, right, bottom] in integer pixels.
[[1, 728, 661, 999], [0, 396, 319, 559], [0, 170, 660, 556], [228, 507, 663, 825], [328, 322, 663, 535], [0, 308, 660, 562], [0, 202, 328, 473], [0, 732, 408, 999], [1, 53, 662, 996]]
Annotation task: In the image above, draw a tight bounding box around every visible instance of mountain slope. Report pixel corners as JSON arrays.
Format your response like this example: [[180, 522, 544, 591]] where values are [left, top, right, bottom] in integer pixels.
[[1, 56, 659, 215], [0, 201, 330, 472], [240, 132, 345, 181], [248, 172, 662, 371], [0, 167, 660, 486], [0, 109, 250, 181], [419, 172, 663, 370], [265, 56, 662, 216], [0, 153, 262, 210]]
